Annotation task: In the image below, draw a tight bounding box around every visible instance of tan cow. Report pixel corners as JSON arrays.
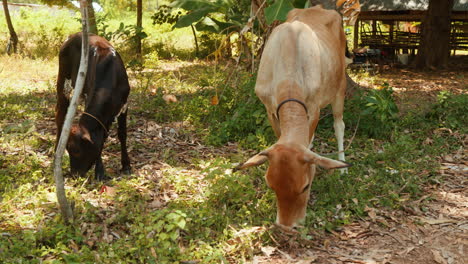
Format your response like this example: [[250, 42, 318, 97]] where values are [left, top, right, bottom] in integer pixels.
[[237, 6, 351, 229]]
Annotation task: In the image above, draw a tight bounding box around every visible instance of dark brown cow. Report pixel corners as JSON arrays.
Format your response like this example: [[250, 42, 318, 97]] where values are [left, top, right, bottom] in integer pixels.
[[55, 33, 131, 180]]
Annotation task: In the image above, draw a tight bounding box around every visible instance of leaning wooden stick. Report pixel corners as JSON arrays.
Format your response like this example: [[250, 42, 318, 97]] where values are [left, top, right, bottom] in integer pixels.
[[53, 0, 90, 223]]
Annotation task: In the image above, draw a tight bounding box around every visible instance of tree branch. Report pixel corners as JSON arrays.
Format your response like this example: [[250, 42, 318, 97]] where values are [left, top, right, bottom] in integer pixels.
[[53, 0, 90, 224]]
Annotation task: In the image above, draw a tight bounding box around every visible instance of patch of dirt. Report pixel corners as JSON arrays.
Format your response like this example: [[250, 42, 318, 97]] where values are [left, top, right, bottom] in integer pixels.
[[382, 69, 467, 115]]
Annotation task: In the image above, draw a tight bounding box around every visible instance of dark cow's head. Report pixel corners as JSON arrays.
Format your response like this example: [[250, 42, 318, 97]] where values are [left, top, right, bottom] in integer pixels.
[[237, 143, 350, 229], [66, 125, 101, 177]]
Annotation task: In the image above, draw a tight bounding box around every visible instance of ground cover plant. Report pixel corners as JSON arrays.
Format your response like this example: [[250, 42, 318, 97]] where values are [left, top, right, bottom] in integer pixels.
[[1, 4, 467, 264]]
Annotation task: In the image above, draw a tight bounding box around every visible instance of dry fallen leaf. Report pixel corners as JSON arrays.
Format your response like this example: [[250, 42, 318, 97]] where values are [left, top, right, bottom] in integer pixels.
[[431, 249, 448, 264], [148, 199, 164, 209], [99, 185, 117, 196], [163, 94, 177, 103], [423, 137, 434, 145], [150, 247, 157, 259], [419, 217, 457, 225], [260, 246, 276, 257], [211, 95, 219, 105], [365, 206, 377, 221]]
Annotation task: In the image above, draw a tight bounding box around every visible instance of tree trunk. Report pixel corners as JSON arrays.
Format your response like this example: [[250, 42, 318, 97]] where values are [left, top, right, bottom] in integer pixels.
[[87, 0, 97, 34], [415, 0, 454, 70], [2, 0, 18, 54], [136, 0, 142, 59], [251, 0, 267, 30], [191, 25, 199, 57], [54, 0, 90, 224]]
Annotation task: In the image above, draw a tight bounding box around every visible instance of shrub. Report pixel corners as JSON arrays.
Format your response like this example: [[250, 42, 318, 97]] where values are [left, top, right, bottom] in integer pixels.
[[427, 91, 467, 132], [204, 74, 275, 149], [343, 83, 399, 138]]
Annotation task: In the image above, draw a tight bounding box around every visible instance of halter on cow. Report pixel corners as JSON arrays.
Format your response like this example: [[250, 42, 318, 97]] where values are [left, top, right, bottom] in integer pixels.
[[236, 6, 351, 229]]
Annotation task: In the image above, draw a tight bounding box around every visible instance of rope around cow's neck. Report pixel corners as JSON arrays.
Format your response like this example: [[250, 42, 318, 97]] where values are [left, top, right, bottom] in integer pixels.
[[276, 98, 309, 121], [82, 112, 108, 135], [275, 98, 359, 158]]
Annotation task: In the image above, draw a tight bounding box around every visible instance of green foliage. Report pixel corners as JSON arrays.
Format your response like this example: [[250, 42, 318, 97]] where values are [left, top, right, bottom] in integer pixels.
[[198, 32, 224, 57], [342, 83, 399, 138], [204, 74, 275, 149], [166, 0, 243, 33], [363, 83, 399, 123], [0, 8, 80, 57], [427, 91, 468, 132], [264, 0, 295, 25], [151, 5, 183, 25], [97, 18, 147, 65]]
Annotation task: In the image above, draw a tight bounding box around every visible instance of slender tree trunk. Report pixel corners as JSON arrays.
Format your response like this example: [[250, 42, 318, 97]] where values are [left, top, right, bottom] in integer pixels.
[[2, 0, 18, 54], [87, 0, 97, 34], [251, 0, 267, 30], [191, 25, 199, 57], [54, 0, 90, 224], [136, 0, 142, 59], [415, 0, 454, 70]]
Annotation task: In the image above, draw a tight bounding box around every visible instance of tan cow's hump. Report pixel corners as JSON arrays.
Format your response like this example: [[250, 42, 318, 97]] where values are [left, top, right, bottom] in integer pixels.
[[286, 6, 341, 29]]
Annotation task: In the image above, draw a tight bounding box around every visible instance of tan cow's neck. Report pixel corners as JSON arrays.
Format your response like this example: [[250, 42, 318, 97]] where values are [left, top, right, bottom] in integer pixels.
[[275, 80, 309, 146], [277, 103, 309, 146]]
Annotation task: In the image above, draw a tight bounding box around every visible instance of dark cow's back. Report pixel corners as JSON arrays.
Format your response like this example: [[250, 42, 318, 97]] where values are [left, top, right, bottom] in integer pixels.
[[55, 33, 131, 180]]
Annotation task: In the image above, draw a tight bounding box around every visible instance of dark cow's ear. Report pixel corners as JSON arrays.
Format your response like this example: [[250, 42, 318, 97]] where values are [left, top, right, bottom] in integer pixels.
[[81, 127, 94, 144]]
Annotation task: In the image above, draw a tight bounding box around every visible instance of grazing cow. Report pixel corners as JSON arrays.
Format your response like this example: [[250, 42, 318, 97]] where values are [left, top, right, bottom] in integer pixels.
[[236, 7, 351, 228], [55, 33, 131, 180]]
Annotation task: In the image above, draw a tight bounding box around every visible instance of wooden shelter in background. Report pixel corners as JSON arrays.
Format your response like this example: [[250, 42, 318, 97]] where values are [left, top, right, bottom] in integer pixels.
[[354, 0, 468, 55]]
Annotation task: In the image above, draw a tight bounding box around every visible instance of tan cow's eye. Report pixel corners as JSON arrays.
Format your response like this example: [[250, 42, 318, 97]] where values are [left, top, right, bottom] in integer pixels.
[[301, 184, 310, 194]]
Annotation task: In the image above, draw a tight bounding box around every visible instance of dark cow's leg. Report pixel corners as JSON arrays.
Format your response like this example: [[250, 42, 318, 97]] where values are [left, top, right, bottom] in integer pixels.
[[55, 76, 70, 147], [117, 110, 131, 175], [94, 155, 107, 181]]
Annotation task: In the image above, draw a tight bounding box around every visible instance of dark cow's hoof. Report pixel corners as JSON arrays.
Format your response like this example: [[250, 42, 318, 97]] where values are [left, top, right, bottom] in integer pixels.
[[120, 167, 132, 175], [95, 173, 111, 182]]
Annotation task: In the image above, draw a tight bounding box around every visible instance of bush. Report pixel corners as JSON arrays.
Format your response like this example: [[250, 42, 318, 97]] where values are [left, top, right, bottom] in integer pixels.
[[0, 8, 80, 57], [344, 83, 399, 138], [427, 91, 467, 132], [204, 74, 275, 149]]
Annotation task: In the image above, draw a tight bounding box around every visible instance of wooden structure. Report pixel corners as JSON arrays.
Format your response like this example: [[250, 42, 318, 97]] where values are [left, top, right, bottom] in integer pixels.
[[354, 0, 468, 54]]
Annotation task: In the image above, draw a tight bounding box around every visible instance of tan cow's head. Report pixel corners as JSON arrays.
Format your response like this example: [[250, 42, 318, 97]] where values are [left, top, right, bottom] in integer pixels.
[[237, 143, 349, 229]]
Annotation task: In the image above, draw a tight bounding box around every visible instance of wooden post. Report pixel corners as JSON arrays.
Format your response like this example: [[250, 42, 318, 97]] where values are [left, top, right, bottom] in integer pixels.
[[353, 19, 359, 50], [53, 0, 90, 224], [136, 0, 142, 59]]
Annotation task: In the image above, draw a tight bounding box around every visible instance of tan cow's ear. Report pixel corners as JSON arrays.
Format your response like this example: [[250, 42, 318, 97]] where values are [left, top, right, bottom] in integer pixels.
[[234, 150, 270, 171], [303, 150, 351, 169]]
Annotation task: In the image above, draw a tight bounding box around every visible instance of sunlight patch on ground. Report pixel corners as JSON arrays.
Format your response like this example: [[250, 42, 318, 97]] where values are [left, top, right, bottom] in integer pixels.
[[436, 190, 468, 218], [0, 55, 57, 94]]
